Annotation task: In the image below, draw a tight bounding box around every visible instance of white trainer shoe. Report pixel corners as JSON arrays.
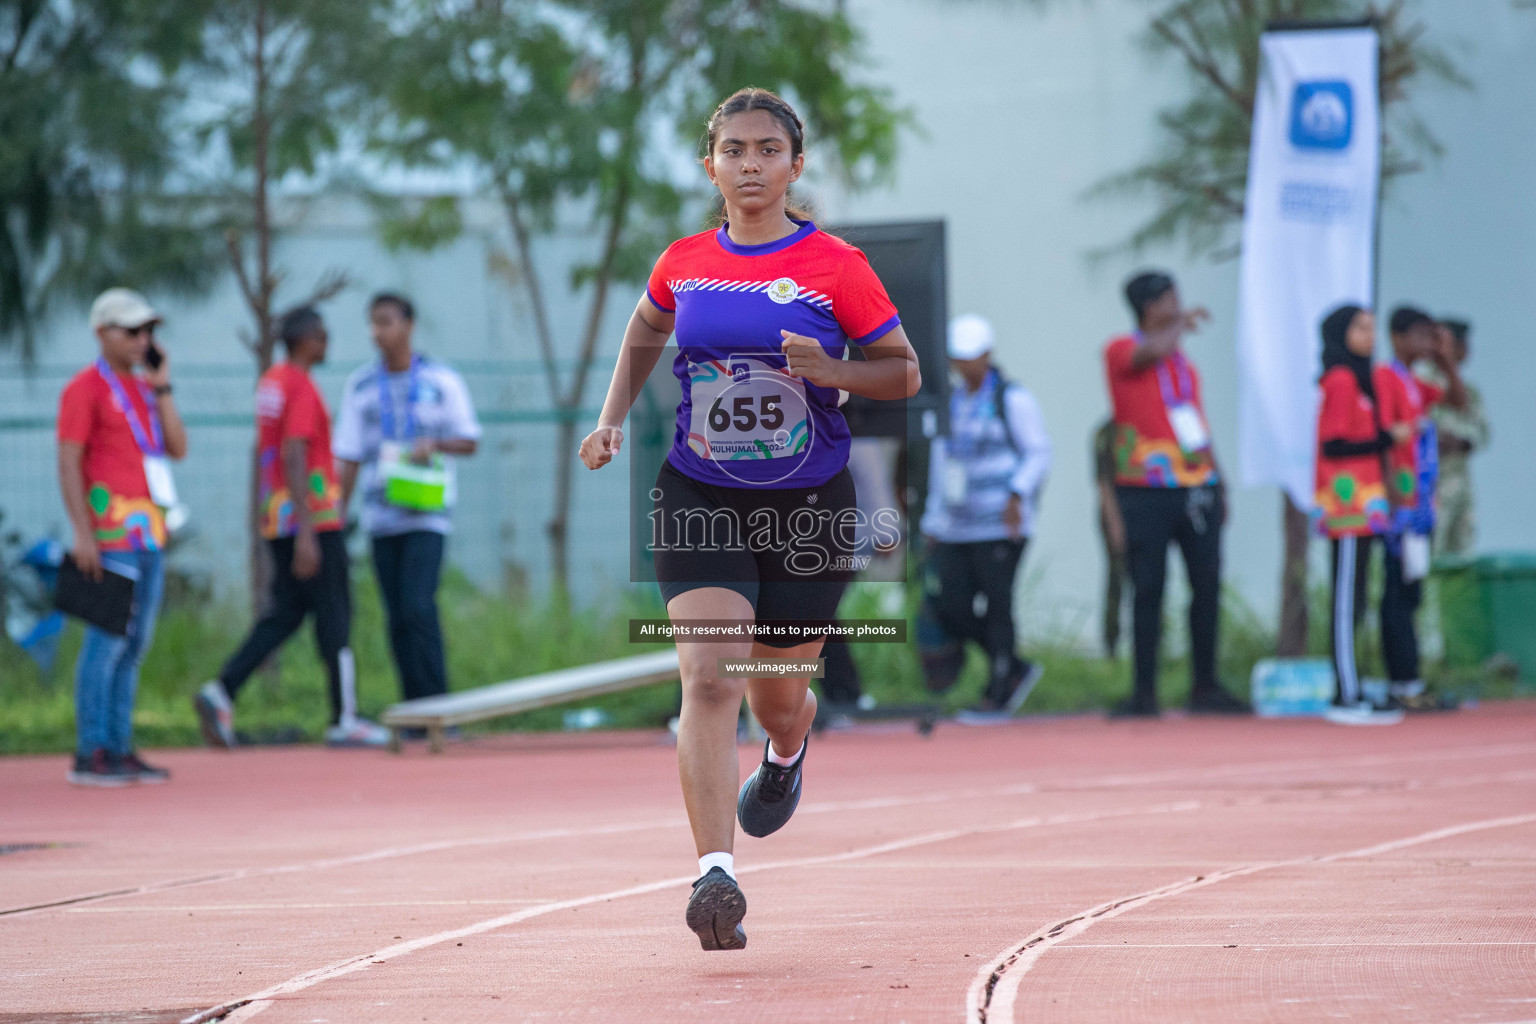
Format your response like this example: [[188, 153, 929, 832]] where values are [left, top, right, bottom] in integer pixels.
[[1324, 701, 1405, 726], [193, 680, 237, 749], [324, 717, 392, 748]]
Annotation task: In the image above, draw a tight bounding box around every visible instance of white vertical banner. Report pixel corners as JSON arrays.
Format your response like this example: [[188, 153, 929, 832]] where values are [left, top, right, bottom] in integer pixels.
[[1236, 26, 1380, 509]]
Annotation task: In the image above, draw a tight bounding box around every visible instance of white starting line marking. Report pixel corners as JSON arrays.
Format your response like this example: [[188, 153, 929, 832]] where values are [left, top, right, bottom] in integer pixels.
[[68, 899, 557, 913], [967, 812, 1536, 1024]]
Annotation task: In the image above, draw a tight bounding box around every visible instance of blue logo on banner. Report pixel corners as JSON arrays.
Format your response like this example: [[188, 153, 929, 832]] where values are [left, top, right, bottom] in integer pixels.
[[1290, 81, 1353, 150]]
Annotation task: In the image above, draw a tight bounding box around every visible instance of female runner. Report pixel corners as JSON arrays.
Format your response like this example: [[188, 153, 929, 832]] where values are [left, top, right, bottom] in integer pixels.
[[579, 87, 920, 950]]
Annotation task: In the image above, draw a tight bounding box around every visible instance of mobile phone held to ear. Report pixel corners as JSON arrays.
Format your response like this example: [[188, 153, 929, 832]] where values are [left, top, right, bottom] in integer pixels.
[[144, 341, 164, 371]]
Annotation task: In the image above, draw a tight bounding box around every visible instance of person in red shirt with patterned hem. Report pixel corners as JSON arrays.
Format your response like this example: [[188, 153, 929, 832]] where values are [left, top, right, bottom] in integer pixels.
[[1370, 306, 1466, 708], [57, 288, 188, 786], [194, 307, 389, 750], [1102, 271, 1247, 718], [1312, 305, 1401, 725]]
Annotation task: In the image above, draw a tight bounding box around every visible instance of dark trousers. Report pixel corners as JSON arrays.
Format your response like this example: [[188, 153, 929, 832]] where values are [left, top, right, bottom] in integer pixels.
[[372, 530, 447, 701], [221, 531, 353, 725], [1099, 509, 1127, 658], [1380, 542, 1422, 684], [1329, 535, 1373, 704], [920, 538, 1027, 703], [1116, 485, 1223, 705]]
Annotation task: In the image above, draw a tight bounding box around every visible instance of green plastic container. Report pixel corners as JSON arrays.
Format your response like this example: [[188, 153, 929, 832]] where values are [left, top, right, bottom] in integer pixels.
[[1436, 553, 1536, 683]]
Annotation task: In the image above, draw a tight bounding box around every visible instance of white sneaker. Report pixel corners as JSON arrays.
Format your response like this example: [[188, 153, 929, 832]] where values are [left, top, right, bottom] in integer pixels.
[[194, 680, 237, 749], [1324, 701, 1405, 726], [324, 718, 392, 748]]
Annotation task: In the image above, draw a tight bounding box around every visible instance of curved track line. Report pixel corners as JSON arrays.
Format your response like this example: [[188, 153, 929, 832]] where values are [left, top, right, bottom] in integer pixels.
[[179, 800, 1209, 1023], [13, 740, 1530, 921], [967, 811, 1536, 1024]]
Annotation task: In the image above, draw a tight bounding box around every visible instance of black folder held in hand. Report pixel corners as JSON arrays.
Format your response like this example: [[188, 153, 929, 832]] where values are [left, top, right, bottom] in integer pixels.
[[54, 555, 137, 636]]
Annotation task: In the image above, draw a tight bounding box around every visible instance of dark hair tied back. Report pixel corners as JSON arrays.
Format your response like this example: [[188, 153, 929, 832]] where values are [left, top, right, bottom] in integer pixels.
[[703, 87, 813, 223]]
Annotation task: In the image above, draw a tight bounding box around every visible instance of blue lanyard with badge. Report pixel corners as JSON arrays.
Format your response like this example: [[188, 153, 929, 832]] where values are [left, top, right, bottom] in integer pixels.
[[1385, 361, 1437, 580], [1139, 336, 1210, 454], [941, 372, 997, 505], [377, 356, 449, 511], [96, 359, 183, 521]]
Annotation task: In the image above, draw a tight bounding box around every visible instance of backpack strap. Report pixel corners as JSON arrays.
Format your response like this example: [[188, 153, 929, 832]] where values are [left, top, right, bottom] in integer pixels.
[[991, 369, 1023, 455]]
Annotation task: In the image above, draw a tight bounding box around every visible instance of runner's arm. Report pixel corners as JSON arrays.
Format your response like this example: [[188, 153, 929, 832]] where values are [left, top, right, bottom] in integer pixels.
[[337, 459, 359, 514], [785, 324, 919, 401], [597, 295, 674, 429]]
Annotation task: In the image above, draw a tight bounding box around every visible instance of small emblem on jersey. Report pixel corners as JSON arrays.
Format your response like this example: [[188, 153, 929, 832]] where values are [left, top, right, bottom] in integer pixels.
[[767, 277, 799, 304], [731, 362, 751, 383]]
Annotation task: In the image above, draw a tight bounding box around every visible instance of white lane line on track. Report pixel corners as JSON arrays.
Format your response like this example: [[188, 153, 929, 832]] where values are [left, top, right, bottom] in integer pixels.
[[68, 899, 557, 913], [14, 740, 1533, 921], [967, 812, 1536, 1024], [178, 800, 1210, 1023]]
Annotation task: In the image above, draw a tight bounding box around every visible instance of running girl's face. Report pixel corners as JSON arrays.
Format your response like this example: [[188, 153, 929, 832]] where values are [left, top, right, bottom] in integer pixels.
[[1345, 310, 1376, 358], [705, 109, 804, 216]]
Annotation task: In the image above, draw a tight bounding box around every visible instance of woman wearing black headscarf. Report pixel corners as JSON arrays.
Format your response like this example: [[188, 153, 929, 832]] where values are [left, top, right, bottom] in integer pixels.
[[1313, 305, 1403, 725]]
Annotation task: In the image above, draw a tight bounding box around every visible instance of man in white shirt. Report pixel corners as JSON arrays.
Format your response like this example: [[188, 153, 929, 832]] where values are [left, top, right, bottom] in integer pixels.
[[333, 293, 481, 703], [918, 315, 1052, 720]]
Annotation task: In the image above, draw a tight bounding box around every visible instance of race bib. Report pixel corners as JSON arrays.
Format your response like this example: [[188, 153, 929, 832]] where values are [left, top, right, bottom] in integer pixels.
[[143, 455, 179, 509], [1167, 402, 1210, 453], [380, 440, 449, 512], [687, 356, 811, 463]]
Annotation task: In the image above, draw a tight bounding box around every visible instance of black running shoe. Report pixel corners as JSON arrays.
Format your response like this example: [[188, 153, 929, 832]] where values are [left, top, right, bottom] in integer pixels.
[[685, 867, 747, 951], [120, 751, 170, 784], [736, 734, 807, 838], [1187, 686, 1251, 715], [66, 749, 136, 787], [1107, 694, 1160, 719]]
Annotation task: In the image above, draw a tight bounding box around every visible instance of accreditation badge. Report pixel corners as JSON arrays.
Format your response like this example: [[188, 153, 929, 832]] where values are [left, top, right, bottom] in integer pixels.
[[1167, 402, 1211, 453], [143, 455, 179, 509]]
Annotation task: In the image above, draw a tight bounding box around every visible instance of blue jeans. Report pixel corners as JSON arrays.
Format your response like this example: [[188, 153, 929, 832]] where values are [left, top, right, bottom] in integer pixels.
[[74, 549, 165, 757]]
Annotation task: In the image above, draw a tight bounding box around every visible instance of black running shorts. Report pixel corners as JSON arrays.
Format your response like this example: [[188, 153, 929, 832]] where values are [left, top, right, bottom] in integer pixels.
[[651, 456, 858, 649]]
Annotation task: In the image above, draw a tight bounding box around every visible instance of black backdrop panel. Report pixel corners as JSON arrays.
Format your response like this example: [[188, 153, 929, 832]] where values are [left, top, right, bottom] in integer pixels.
[[825, 220, 949, 441]]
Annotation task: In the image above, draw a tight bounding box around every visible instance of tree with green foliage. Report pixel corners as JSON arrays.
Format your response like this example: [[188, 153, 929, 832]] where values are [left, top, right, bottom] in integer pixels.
[[1089, 0, 1465, 658], [366, 0, 907, 591], [0, 0, 219, 359]]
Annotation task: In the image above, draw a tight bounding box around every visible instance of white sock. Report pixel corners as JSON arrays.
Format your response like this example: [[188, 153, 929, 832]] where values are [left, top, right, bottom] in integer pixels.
[[767, 738, 804, 768], [698, 851, 735, 880]]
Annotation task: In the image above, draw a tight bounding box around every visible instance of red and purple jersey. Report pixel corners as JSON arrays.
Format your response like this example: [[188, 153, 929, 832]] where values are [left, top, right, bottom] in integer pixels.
[[646, 221, 900, 488]]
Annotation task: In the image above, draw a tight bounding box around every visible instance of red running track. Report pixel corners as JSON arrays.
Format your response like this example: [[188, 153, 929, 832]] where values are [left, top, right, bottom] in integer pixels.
[[3, 704, 1535, 1023]]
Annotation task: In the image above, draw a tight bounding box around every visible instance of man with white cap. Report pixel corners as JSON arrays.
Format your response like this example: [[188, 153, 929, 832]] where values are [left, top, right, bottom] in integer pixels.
[[57, 288, 188, 785], [917, 314, 1052, 720]]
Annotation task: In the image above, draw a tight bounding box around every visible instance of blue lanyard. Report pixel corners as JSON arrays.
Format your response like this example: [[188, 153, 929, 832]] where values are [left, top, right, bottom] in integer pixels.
[[378, 356, 422, 441], [1133, 332, 1195, 407], [1389, 360, 1424, 412], [95, 358, 164, 455], [949, 370, 998, 458]]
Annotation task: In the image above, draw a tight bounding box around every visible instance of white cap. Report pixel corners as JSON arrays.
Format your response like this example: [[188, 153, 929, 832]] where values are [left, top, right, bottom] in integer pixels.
[[947, 314, 994, 360], [89, 288, 162, 330]]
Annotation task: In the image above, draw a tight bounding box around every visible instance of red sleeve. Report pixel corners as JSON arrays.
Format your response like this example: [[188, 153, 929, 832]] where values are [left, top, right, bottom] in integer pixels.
[[283, 376, 320, 442], [57, 376, 96, 446], [645, 244, 676, 313], [835, 248, 900, 344], [1104, 338, 1137, 381], [1317, 371, 1355, 441]]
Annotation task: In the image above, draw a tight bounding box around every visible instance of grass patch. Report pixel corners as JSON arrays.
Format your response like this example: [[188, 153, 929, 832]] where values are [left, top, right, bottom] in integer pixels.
[[2, 560, 1524, 755]]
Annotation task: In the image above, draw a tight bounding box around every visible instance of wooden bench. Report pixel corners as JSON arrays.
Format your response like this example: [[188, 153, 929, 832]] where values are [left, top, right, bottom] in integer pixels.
[[382, 649, 681, 753]]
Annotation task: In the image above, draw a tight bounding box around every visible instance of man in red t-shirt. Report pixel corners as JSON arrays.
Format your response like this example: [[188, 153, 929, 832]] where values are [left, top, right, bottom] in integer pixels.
[[1371, 306, 1467, 704], [57, 288, 188, 786], [1102, 271, 1246, 718], [194, 307, 388, 749]]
